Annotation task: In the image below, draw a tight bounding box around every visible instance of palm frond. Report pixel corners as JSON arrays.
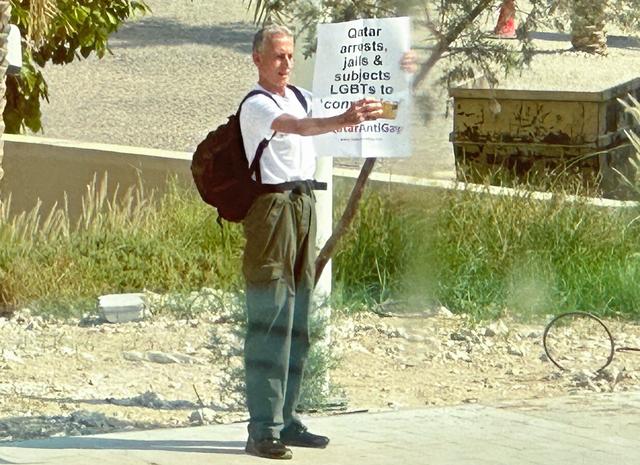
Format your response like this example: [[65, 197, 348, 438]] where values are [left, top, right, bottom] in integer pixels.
[[243, 0, 289, 25], [245, 0, 269, 24], [27, 0, 58, 48]]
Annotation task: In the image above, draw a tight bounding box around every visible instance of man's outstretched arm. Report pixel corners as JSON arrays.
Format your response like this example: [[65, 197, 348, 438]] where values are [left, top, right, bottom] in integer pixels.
[[271, 98, 383, 136]]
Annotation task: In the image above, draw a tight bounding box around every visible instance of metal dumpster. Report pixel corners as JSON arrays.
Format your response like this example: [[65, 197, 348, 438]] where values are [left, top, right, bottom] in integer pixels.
[[449, 78, 640, 198]]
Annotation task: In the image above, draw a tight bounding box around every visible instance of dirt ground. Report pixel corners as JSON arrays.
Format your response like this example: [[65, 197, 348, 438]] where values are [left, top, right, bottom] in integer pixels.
[[333, 308, 640, 410], [3, 299, 640, 442]]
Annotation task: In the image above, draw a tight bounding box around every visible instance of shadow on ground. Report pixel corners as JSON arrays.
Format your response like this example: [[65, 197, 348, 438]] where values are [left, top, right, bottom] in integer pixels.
[[112, 18, 255, 53], [0, 412, 161, 442], [20, 394, 198, 411], [8, 436, 246, 455]]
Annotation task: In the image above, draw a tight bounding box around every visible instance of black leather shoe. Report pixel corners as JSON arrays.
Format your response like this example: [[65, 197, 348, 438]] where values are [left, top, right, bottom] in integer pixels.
[[245, 436, 293, 460], [280, 424, 330, 449]]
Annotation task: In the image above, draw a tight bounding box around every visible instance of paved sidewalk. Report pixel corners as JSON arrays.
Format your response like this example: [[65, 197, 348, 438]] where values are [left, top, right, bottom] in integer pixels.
[[1, 391, 639, 465]]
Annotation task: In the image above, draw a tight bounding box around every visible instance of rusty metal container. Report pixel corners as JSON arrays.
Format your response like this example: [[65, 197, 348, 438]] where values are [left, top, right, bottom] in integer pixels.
[[449, 78, 640, 198]]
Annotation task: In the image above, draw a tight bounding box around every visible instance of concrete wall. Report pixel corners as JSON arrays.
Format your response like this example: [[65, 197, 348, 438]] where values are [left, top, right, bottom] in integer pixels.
[[0, 135, 193, 219], [0, 134, 634, 222]]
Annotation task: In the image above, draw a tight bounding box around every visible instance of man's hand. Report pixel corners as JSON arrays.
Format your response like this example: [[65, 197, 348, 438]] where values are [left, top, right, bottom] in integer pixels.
[[340, 98, 383, 126], [272, 99, 382, 136]]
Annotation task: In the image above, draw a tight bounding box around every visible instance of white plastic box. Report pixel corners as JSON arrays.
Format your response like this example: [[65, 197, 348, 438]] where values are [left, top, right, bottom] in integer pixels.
[[98, 293, 147, 323]]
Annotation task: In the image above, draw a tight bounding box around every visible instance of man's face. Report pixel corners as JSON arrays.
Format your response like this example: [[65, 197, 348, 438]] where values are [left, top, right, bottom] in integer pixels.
[[253, 33, 294, 93]]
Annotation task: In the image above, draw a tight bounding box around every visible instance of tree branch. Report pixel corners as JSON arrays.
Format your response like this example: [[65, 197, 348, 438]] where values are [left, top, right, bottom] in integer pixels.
[[314, 0, 496, 287], [315, 157, 376, 286], [413, 0, 495, 90]]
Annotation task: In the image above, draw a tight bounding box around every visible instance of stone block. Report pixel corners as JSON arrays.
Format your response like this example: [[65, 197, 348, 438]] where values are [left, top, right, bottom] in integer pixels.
[[98, 293, 147, 323]]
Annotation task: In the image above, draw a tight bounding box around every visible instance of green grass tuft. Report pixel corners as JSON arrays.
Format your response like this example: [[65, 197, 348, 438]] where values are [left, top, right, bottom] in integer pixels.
[[0, 176, 244, 317], [333, 183, 640, 321]]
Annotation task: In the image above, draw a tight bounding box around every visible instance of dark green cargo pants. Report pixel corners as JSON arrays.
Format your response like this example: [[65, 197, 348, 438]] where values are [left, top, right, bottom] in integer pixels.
[[242, 190, 316, 440]]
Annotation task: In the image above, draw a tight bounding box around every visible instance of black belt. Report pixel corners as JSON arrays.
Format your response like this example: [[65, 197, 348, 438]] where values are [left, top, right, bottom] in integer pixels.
[[264, 180, 327, 195]]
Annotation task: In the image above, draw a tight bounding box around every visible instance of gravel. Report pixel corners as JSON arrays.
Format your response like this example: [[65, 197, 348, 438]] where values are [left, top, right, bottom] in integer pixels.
[[491, 31, 640, 92], [4, 298, 640, 442], [38, 0, 257, 153]]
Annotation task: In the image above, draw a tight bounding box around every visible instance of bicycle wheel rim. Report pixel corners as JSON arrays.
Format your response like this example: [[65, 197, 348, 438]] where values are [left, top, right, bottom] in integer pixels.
[[542, 311, 615, 372]]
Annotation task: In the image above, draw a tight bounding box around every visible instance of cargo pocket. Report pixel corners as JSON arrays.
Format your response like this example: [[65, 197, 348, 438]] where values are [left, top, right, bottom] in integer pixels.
[[244, 262, 290, 327], [243, 193, 290, 285]]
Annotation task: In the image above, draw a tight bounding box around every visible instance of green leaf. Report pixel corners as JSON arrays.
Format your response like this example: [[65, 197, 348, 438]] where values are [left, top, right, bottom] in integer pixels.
[[75, 6, 91, 23], [80, 46, 92, 58], [4, 0, 150, 133], [22, 69, 36, 91], [78, 27, 94, 47], [106, 11, 118, 26]]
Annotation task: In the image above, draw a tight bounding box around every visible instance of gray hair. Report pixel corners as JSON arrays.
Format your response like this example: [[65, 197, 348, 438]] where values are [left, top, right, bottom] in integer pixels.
[[252, 24, 294, 54]]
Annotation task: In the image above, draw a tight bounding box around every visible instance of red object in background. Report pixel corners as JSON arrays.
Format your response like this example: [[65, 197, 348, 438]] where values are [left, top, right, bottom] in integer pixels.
[[494, 0, 517, 38]]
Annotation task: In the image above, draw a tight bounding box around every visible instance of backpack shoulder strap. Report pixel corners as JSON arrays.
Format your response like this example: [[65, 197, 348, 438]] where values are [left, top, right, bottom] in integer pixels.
[[238, 90, 280, 115], [238, 90, 281, 185], [240, 87, 307, 114], [287, 85, 309, 114], [240, 87, 307, 185]]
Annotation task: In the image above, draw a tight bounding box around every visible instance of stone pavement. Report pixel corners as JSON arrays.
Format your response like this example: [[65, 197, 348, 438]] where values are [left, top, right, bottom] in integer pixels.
[[1, 391, 639, 465]]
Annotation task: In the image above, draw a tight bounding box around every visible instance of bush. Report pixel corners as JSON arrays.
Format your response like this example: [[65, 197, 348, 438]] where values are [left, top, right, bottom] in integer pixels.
[[3, 173, 640, 322], [332, 181, 640, 321], [0, 176, 244, 316]]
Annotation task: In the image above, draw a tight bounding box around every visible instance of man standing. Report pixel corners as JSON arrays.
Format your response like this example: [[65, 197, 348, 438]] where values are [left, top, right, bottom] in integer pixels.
[[239, 24, 384, 460]]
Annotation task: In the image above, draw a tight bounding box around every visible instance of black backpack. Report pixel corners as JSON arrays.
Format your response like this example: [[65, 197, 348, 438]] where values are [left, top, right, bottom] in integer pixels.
[[191, 85, 308, 223]]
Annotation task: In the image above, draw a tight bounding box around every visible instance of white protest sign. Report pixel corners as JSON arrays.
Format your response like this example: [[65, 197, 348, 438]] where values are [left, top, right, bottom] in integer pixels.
[[312, 16, 412, 158]]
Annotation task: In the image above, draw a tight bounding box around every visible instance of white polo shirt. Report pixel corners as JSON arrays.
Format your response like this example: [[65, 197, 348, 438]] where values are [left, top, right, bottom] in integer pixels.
[[239, 84, 316, 185]]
